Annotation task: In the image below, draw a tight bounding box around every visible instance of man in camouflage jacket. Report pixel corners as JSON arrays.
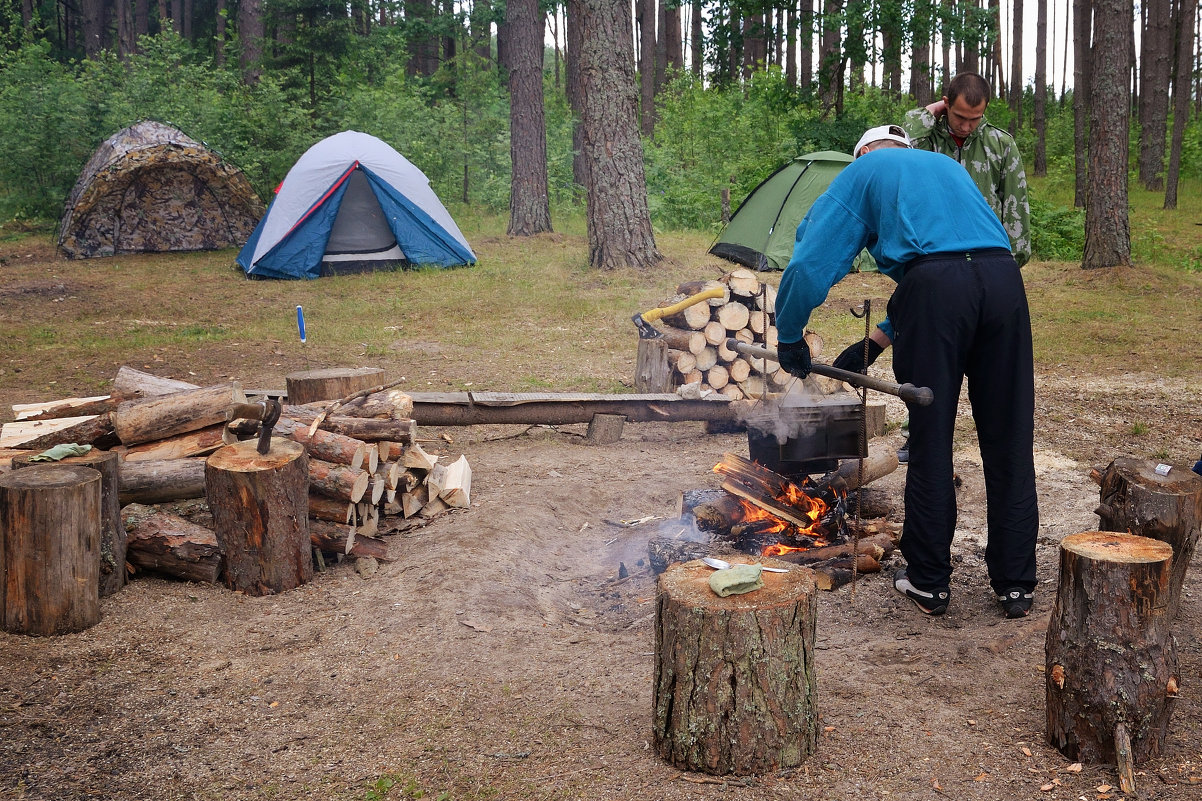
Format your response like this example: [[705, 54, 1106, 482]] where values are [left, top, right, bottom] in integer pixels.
[[902, 73, 1031, 266]]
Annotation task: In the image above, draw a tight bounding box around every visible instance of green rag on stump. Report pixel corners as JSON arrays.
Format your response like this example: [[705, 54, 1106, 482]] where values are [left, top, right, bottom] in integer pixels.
[[29, 443, 92, 462], [708, 564, 764, 597]]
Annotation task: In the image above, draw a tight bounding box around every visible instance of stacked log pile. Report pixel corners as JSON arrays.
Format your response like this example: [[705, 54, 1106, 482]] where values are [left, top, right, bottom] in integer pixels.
[[1, 366, 472, 588], [653, 268, 822, 399]]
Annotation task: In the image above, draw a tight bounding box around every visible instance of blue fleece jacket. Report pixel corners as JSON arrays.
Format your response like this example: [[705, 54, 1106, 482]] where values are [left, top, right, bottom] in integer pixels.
[[775, 147, 1011, 344]]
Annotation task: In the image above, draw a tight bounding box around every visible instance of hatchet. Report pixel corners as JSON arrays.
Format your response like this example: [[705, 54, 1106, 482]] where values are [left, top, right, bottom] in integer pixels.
[[727, 339, 934, 406], [632, 287, 727, 338]]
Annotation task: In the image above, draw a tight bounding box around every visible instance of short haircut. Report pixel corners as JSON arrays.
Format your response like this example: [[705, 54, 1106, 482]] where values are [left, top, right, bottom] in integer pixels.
[[946, 73, 990, 107]]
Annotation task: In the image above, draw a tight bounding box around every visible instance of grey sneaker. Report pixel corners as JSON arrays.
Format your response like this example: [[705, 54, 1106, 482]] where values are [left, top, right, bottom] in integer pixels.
[[893, 569, 949, 615]]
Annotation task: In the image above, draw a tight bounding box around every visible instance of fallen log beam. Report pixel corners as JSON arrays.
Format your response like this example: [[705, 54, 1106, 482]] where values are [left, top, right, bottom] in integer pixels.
[[405, 392, 738, 426], [121, 503, 222, 583], [119, 458, 207, 505]]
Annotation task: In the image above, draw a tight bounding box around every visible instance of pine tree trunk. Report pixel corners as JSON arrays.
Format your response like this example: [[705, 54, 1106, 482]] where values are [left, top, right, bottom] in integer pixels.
[[1138, 0, 1172, 190], [1034, 0, 1048, 175], [577, 0, 661, 269], [1009, 0, 1024, 129], [1072, 0, 1092, 207], [505, 0, 552, 235], [638, 0, 656, 136], [238, 0, 264, 83], [1164, 0, 1197, 209], [1082, 0, 1131, 269]]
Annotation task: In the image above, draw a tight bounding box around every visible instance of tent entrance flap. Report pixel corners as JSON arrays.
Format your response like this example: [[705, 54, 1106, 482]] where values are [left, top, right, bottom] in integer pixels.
[[320, 168, 407, 276], [324, 169, 404, 258]]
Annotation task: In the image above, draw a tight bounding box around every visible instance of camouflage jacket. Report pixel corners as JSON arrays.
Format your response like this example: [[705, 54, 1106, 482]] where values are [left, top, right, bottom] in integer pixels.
[[902, 107, 1031, 266]]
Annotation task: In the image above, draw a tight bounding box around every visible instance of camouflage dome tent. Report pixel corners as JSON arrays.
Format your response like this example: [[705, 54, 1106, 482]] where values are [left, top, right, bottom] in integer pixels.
[[57, 120, 265, 259]]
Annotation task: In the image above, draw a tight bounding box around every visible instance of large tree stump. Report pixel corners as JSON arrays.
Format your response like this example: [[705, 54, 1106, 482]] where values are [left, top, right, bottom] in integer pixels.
[[0, 465, 101, 635], [653, 558, 818, 775], [12, 449, 124, 597], [285, 367, 385, 405], [205, 439, 311, 596], [1094, 456, 1202, 619], [1045, 531, 1179, 795]]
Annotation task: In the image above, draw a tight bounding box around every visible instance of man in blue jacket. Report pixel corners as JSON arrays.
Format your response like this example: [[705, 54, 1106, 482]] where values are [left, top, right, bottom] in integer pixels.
[[774, 125, 1039, 619]]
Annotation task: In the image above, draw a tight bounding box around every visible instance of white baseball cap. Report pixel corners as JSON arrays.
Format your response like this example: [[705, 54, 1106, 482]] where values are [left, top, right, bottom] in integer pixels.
[[853, 124, 913, 158]]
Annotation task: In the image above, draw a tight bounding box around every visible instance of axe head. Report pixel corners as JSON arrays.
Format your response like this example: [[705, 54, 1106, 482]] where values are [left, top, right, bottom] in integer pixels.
[[632, 311, 664, 339]]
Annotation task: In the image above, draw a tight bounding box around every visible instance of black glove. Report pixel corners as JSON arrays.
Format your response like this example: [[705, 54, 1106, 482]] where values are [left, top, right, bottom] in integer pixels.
[[776, 339, 812, 378], [831, 337, 885, 374]]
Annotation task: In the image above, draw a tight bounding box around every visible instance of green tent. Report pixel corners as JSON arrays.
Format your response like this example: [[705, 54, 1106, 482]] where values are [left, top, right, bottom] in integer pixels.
[[710, 150, 875, 272]]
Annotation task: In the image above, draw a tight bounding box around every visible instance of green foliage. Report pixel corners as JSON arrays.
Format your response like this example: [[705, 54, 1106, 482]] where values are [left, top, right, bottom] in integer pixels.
[[1029, 197, 1085, 261], [0, 41, 92, 217]]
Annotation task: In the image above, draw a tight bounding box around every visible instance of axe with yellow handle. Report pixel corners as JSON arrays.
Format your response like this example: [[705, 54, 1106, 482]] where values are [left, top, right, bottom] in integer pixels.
[[632, 286, 727, 338]]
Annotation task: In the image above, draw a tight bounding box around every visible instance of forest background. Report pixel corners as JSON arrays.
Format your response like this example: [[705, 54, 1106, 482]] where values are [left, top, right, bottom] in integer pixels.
[[0, 0, 1199, 264]]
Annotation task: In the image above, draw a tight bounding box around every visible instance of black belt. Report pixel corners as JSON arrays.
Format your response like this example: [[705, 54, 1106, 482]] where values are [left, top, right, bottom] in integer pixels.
[[905, 248, 1013, 273]]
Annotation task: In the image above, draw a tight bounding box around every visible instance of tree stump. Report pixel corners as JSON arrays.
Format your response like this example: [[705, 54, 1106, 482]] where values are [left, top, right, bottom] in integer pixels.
[[0, 465, 101, 635], [634, 337, 671, 392], [285, 367, 385, 405], [1045, 531, 1179, 795], [12, 449, 124, 597], [205, 439, 311, 596], [1094, 456, 1202, 619], [653, 558, 818, 775]]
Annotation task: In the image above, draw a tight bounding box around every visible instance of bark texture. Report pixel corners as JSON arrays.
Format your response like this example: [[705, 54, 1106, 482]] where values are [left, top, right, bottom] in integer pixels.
[[576, 0, 661, 269], [205, 440, 311, 596], [505, 0, 552, 236], [653, 559, 818, 775], [0, 465, 101, 635], [1045, 532, 1179, 782], [1083, 0, 1131, 268]]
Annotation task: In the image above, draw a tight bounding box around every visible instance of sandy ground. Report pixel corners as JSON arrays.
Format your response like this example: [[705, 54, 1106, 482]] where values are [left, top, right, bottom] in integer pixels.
[[1, 395, 1200, 800]]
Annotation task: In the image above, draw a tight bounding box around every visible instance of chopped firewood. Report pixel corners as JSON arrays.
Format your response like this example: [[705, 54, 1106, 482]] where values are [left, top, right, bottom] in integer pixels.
[[280, 408, 416, 444], [647, 536, 713, 575], [14, 395, 123, 421], [3, 413, 117, 450], [439, 455, 472, 508], [270, 418, 368, 470], [402, 442, 439, 471], [809, 554, 882, 590], [308, 494, 359, 525], [401, 484, 428, 518], [811, 446, 901, 497], [419, 495, 448, 518], [307, 458, 369, 503], [308, 520, 393, 561], [426, 462, 449, 498], [117, 424, 226, 461], [293, 388, 414, 421]]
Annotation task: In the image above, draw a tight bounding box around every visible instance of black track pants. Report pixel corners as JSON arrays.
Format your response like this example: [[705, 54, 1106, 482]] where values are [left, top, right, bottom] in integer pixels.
[[888, 251, 1039, 594]]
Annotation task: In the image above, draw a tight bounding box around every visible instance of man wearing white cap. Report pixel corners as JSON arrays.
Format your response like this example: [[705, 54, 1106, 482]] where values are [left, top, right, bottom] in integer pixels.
[[773, 125, 1039, 620]]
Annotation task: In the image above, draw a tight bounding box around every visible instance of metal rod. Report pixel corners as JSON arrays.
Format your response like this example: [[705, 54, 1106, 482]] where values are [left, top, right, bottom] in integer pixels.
[[727, 340, 935, 407]]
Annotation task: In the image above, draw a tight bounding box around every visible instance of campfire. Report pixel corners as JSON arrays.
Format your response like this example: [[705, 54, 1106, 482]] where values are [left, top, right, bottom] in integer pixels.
[[651, 451, 901, 590]]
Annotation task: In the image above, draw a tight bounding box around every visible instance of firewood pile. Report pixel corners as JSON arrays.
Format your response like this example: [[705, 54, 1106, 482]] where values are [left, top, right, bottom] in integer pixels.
[[653, 268, 822, 398], [649, 452, 901, 590], [0, 366, 470, 589]]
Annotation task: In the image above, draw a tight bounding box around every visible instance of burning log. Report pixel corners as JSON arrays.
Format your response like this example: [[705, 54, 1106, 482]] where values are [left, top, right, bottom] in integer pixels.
[[811, 445, 901, 498], [715, 452, 828, 533], [1046, 531, 1179, 796], [121, 503, 223, 583], [763, 532, 896, 565], [653, 558, 818, 774], [647, 536, 714, 574]]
